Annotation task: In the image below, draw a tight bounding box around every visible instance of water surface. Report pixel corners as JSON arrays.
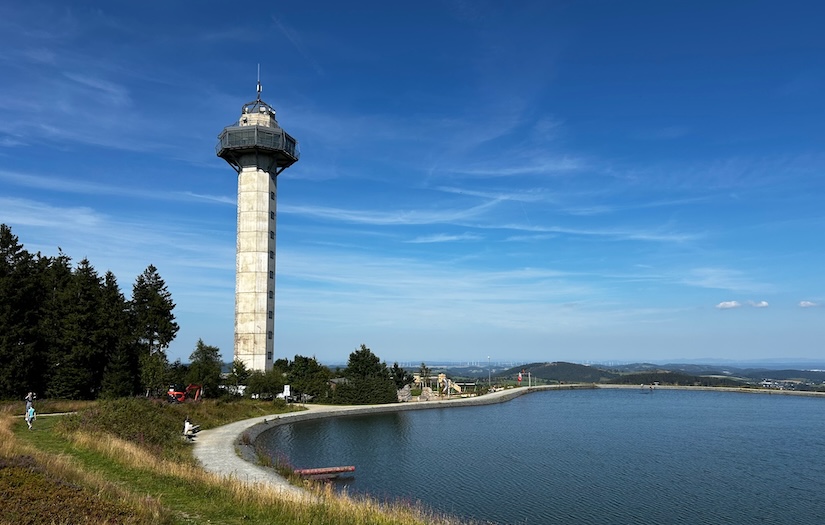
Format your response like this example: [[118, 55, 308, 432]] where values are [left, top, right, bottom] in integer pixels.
[[260, 389, 825, 524]]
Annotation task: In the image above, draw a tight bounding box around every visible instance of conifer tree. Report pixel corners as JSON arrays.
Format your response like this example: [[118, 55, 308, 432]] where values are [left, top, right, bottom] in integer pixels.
[[186, 339, 223, 397], [47, 259, 106, 399], [131, 265, 178, 396], [0, 225, 43, 397], [99, 271, 140, 398], [41, 251, 75, 398], [131, 264, 179, 356], [332, 345, 397, 404]]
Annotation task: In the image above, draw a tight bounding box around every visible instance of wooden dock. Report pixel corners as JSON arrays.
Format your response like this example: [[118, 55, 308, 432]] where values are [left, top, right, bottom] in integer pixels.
[[293, 466, 355, 480]]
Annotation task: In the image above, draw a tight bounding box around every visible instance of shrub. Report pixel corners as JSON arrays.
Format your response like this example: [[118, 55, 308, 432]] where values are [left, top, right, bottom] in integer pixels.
[[58, 398, 186, 460]]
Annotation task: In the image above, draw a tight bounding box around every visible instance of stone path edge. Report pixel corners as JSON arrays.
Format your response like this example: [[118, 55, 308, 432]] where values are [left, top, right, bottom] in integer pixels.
[[192, 384, 590, 497], [193, 383, 825, 498]]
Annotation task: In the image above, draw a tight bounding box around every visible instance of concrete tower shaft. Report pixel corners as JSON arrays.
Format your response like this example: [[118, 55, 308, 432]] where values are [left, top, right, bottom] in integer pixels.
[[217, 90, 299, 372]]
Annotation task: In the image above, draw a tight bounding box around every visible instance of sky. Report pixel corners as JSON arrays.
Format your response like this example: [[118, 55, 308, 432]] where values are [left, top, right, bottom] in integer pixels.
[[1, 1, 824, 367]]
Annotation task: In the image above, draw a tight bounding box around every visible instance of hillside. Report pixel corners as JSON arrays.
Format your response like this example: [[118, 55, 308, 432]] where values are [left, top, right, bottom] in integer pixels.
[[503, 362, 619, 383]]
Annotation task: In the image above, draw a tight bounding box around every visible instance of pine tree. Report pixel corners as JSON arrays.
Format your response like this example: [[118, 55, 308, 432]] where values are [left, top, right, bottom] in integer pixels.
[[0, 225, 43, 398], [99, 272, 140, 398], [332, 345, 398, 404], [41, 251, 75, 398], [131, 264, 179, 356], [131, 265, 178, 396], [47, 259, 106, 399], [186, 339, 223, 397]]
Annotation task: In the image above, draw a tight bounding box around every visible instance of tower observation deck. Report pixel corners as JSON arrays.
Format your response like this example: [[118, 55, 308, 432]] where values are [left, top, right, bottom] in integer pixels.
[[217, 83, 299, 372]]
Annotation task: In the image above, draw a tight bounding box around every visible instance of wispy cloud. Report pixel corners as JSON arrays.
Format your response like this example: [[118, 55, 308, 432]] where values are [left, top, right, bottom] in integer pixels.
[[505, 233, 557, 242], [434, 186, 549, 203], [0, 170, 231, 204], [493, 223, 699, 243], [274, 248, 641, 333], [271, 15, 324, 76], [0, 197, 104, 229], [183, 192, 236, 205], [62, 71, 131, 106], [406, 233, 483, 243], [749, 300, 769, 308], [280, 201, 499, 226], [683, 268, 768, 293], [281, 199, 698, 244], [716, 300, 742, 309], [448, 156, 585, 178], [799, 300, 818, 308]]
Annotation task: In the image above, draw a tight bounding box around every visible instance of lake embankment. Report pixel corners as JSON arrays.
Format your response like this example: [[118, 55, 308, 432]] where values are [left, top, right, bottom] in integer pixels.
[[193, 383, 593, 492], [193, 382, 825, 496]]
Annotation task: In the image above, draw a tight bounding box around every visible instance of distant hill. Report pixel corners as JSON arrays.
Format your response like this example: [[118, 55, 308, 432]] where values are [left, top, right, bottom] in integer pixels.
[[503, 362, 619, 383], [608, 363, 825, 385], [606, 371, 743, 387], [488, 361, 825, 389]]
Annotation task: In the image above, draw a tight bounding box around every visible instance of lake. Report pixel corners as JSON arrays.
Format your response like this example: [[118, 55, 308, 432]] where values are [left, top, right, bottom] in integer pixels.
[[258, 388, 825, 524]]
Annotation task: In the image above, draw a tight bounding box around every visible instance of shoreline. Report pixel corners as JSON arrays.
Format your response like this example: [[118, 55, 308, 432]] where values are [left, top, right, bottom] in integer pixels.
[[192, 384, 589, 495], [192, 383, 825, 496]]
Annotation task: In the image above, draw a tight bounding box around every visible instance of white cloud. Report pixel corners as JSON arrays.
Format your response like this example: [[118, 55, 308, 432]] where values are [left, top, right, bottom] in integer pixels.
[[406, 233, 483, 244], [749, 300, 769, 308], [280, 201, 499, 226], [450, 156, 585, 177], [799, 301, 818, 308], [716, 300, 741, 309]]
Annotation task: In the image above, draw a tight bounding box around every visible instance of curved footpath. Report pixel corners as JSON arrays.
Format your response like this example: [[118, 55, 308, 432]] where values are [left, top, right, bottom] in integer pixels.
[[192, 384, 586, 497], [193, 383, 825, 497]]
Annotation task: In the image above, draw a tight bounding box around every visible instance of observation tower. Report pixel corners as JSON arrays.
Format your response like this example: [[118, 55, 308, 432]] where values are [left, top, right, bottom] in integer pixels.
[[216, 80, 299, 371]]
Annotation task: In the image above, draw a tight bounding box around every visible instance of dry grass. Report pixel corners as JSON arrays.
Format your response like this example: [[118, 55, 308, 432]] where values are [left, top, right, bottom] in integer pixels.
[[67, 429, 468, 524], [0, 415, 170, 525], [0, 398, 95, 415], [4, 401, 481, 525]]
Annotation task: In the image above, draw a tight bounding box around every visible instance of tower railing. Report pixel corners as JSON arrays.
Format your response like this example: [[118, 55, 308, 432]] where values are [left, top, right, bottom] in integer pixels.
[[216, 126, 300, 160]]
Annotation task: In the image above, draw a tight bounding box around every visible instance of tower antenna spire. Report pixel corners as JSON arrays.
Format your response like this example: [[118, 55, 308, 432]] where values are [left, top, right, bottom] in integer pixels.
[[256, 63, 262, 101], [217, 62, 300, 373]]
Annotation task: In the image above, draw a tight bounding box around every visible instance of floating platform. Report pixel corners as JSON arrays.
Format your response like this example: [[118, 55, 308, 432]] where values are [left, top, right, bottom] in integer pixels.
[[294, 466, 355, 480]]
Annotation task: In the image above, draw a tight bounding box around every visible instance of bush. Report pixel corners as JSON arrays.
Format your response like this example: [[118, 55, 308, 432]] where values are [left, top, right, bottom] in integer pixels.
[[331, 377, 397, 405], [58, 398, 187, 460]]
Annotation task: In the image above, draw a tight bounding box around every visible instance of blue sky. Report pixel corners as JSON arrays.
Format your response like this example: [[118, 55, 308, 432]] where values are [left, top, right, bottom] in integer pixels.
[[2, 1, 823, 366]]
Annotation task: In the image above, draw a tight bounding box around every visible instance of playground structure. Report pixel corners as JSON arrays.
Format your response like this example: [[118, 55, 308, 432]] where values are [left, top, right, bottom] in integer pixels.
[[412, 373, 473, 398], [438, 373, 462, 395]]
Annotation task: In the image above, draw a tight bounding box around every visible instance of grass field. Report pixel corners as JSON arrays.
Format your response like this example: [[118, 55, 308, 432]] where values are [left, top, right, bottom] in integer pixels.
[[1, 398, 474, 525]]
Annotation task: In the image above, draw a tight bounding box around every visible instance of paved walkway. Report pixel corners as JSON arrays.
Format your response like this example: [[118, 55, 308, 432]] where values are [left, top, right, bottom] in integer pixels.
[[192, 385, 576, 495]]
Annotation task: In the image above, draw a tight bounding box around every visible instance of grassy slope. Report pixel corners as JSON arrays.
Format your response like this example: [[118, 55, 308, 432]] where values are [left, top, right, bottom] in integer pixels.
[[2, 399, 472, 525]]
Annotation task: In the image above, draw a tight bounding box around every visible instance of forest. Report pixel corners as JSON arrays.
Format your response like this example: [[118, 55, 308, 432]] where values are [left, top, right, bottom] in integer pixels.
[[0, 223, 182, 399], [0, 224, 412, 403]]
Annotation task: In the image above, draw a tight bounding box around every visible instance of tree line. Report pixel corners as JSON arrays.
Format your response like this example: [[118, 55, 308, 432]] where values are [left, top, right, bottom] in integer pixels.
[[0, 224, 181, 400], [231, 344, 414, 405], [1, 224, 416, 404]]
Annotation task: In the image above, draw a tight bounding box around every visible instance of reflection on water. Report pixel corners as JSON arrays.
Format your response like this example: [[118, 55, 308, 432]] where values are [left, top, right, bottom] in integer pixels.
[[259, 389, 825, 525]]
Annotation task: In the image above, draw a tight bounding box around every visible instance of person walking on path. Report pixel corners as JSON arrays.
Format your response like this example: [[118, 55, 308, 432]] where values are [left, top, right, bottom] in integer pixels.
[[25, 392, 34, 410], [25, 405, 36, 430]]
